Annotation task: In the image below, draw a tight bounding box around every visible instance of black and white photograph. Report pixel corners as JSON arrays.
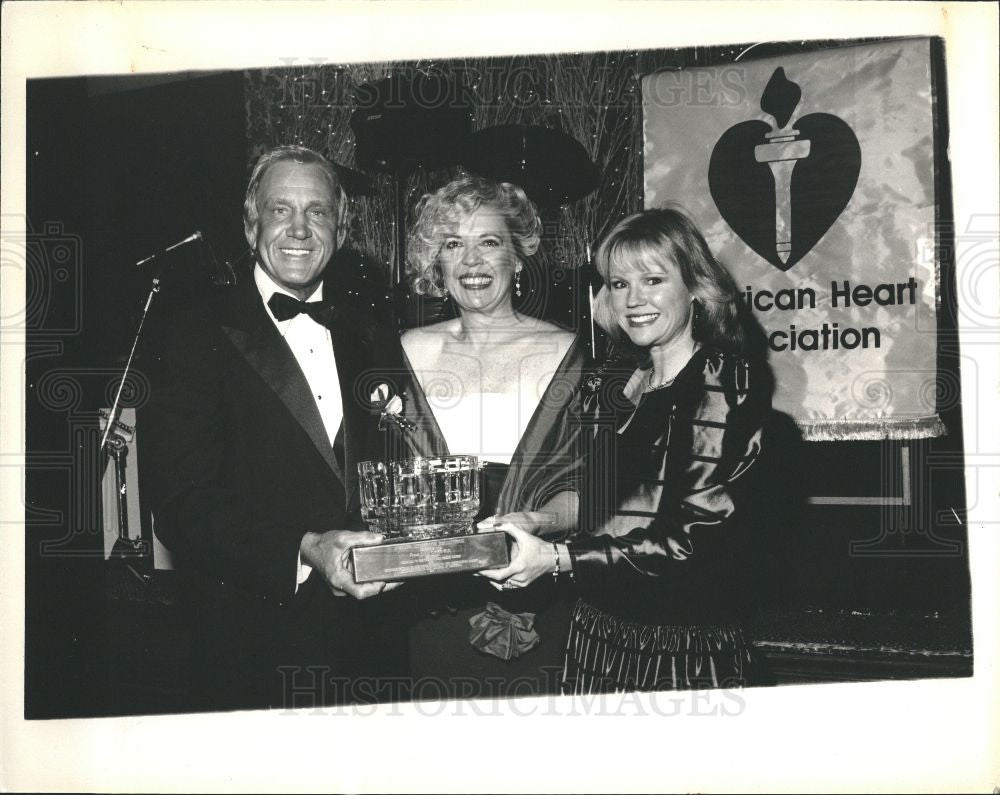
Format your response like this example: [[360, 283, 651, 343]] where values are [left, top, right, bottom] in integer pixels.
[[2, 2, 998, 792]]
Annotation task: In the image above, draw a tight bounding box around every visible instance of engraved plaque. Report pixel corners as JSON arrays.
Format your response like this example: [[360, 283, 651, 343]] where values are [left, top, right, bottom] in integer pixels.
[[350, 531, 509, 583]]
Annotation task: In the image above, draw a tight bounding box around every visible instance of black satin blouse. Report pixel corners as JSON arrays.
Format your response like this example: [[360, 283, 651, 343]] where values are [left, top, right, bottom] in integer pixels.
[[569, 346, 771, 626]]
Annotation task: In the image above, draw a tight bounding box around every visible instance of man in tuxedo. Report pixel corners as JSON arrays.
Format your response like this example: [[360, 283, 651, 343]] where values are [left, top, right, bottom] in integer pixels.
[[144, 145, 408, 711]]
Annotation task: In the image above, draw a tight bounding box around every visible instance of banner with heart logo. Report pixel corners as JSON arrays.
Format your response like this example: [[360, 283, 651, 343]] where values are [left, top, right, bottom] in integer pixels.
[[642, 38, 944, 441]]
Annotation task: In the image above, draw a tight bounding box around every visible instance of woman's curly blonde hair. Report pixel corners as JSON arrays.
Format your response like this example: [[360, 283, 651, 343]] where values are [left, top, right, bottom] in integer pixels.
[[407, 175, 542, 298]]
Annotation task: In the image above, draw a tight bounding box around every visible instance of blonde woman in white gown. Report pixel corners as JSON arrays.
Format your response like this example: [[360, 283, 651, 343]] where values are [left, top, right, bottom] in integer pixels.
[[399, 175, 590, 698]]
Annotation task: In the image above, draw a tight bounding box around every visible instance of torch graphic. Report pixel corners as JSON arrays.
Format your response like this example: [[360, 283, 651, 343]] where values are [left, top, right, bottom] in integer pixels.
[[754, 68, 811, 265]]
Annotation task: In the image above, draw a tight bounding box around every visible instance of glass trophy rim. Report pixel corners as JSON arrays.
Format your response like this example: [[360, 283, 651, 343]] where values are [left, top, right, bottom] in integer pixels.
[[357, 454, 482, 475]]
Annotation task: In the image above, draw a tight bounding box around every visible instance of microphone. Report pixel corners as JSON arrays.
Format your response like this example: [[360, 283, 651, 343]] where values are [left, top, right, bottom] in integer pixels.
[[135, 231, 203, 267]]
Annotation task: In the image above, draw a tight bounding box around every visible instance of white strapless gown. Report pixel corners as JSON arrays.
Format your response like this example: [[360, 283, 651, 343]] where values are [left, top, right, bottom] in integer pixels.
[[428, 390, 538, 465]]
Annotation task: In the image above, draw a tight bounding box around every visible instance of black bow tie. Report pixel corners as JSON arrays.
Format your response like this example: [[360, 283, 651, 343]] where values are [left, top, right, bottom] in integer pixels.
[[267, 292, 336, 327]]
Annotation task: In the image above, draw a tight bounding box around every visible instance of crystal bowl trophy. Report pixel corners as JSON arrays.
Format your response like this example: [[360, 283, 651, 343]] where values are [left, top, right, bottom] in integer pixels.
[[351, 455, 510, 583]]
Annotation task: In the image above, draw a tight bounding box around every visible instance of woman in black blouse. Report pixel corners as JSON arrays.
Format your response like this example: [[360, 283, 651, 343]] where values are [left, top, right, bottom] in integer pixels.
[[480, 206, 771, 693]]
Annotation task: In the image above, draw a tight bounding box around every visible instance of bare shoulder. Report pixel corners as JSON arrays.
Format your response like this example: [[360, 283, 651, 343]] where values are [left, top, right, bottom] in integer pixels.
[[401, 320, 453, 347], [399, 325, 426, 350], [400, 320, 456, 367], [510, 318, 575, 374], [519, 317, 574, 351], [516, 315, 571, 337]]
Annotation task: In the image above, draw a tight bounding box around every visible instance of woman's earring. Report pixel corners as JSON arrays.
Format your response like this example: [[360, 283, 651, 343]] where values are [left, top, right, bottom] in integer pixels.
[[514, 269, 522, 298]]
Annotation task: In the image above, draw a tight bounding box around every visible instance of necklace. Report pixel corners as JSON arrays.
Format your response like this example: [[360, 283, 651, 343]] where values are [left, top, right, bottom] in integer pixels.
[[646, 369, 675, 391]]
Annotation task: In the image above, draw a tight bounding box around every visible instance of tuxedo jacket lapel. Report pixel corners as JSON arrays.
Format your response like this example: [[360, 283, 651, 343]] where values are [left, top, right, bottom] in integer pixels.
[[329, 308, 371, 512], [220, 276, 345, 487]]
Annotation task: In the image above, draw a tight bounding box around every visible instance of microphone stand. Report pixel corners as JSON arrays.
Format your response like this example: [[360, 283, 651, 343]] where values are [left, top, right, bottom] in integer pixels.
[[101, 276, 159, 454], [101, 231, 201, 454], [101, 230, 204, 566], [101, 275, 161, 583], [103, 231, 202, 581]]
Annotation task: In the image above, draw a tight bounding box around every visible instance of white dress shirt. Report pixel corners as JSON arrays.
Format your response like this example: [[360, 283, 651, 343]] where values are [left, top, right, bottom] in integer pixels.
[[254, 265, 341, 589]]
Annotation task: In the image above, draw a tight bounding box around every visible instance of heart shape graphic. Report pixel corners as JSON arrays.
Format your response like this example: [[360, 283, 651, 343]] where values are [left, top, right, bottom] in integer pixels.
[[708, 113, 861, 270]]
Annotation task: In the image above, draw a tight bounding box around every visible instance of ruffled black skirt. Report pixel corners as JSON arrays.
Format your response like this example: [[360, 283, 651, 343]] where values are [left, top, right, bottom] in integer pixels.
[[561, 599, 755, 693]]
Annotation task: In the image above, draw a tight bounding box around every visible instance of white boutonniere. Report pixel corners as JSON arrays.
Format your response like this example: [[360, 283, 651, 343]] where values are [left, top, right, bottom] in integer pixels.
[[369, 382, 415, 433]]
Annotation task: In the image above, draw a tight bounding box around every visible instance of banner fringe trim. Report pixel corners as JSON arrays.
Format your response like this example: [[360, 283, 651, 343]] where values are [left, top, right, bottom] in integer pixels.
[[797, 415, 946, 442]]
